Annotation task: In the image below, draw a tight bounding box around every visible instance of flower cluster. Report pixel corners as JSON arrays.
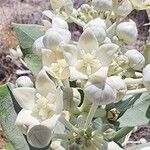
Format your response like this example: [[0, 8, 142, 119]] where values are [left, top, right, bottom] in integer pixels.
[[11, 0, 150, 149]]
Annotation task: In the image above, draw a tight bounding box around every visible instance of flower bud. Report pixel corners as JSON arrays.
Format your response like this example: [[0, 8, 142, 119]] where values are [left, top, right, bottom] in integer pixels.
[[52, 17, 68, 29], [114, 0, 133, 17], [92, 0, 113, 12], [32, 36, 45, 56], [27, 125, 52, 148], [116, 20, 138, 44], [143, 64, 150, 92], [16, 76, 33, 87], [84, 81, 117, 105], [84, 18, 106, 43], [125, 49, 145, 70], [107, 76, 127, 100], [10, 46, 23, 60], [43, 28, 71, 50]]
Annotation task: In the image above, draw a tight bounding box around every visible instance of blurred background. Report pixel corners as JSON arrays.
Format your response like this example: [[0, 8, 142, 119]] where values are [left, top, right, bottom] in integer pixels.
[[0, 0, 150, 149]]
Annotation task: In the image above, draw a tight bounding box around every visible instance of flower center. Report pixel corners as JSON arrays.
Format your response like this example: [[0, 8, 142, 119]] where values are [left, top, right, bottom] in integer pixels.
[[32, 94, 56, 121], [77, 53, 101, 76], [49, 59, 69, 78]]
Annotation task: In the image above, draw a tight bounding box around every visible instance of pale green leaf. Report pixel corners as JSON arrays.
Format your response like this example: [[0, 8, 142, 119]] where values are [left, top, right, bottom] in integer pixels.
[[13, 23, 44, 55], [0, 84, 30, 150], [24, 54, 42, 76], [118, 96, 150, 127]]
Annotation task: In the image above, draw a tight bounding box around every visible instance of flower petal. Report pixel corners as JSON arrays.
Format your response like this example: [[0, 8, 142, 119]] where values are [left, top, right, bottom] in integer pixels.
[[42, 10, 55, 19], [13, 87, 36, 110], [27, 124, 52, 148], [69, 67, 88, 81], [78, 28, 98, 53], [41, 114, 61, 129], [84, 81, 117, 105], [60, 43, 77, 66], [55, 87, 63, 114], [43, 29, 63, 50], [89, 67, 108, 83], [42, 49, 57, 67], [52, 17, 68, 29], [36, 69, 56, 96], [97, 43, 119, 66], [15, 109, 39, 134]]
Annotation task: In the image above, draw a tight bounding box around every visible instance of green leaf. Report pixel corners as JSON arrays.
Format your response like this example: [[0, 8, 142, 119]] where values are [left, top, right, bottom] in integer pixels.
[[118, 95, 150, 127], [126, 142, 150, 150], [13, 23, 44, 55], [6, 143, 15, 150], [0, 84, 30, 150], [24, 54, 42, 76]]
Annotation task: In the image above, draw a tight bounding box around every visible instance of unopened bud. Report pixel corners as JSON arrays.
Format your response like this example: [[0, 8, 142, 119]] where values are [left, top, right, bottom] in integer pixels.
[[16, 76, 33, 87]]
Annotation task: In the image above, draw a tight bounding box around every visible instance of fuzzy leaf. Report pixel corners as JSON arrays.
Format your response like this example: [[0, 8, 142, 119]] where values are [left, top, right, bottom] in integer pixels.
[[0, 84, 30, 150], [24, 54, 42, 76], [13, 23, 44, 55], [118, 94, 150, 127]]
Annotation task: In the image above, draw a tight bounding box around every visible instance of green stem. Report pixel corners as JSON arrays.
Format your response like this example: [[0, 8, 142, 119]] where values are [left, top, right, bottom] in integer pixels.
[[78, 97, 91, 112], [113, 127, 134, 142], [84, 103, 98, 129]]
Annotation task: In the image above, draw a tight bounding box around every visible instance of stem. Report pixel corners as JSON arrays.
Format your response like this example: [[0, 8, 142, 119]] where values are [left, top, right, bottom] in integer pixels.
[[113, 127, 134, 142], [124, 78, 143, 84], [84, 103, 98, 129], [58, 115, 78, 134], [69, 16, 85, 27], [126, 88, 147, 95]]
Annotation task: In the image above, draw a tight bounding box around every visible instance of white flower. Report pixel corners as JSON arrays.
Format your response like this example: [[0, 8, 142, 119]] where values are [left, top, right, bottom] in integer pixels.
[[32, 36, 45, 56], [107, 141, 123, 150], [92, 0, 113, 12], [116, 20, 138, 44], [9, 46, 23, 60], [43, 0, 73, 19], [84, 75, 127, 105], [106, 76, 127, 100], [143, 64, 150, 92], [84, 18, 106, 43], [84, 80, 117, 105], [140, 147, 150, 150], [13, 69, 63, 148], [125, 49, 145, 70], [16, 76, 33, 87], [62, 28, 119, 81], [43, 28, 71, 50], [114, 0, 133, 17]]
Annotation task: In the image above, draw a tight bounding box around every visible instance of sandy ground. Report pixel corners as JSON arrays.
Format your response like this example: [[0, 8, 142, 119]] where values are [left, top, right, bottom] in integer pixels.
[[0, 0, 150, 149]]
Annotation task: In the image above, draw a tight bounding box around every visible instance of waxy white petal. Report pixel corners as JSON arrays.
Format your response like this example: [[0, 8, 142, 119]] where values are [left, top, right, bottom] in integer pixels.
[[61, 43, 77, 66], [42, 10, 55, 19], [55, 87, 63, 114], [13, 87, 36, 110], [15, 109, 39, 134], [97, 43, 119, 66], [41, 114, 61, 129], [69, 67, 88, 81], [52, 17, 68, 29], [32, 36, 45, 56], [43, 29, 63, 50], [78, 28, 98, 53], [16, 76, 33, 87], [27, 125, 52, 148], [42, 49, 57, 67], [84, 81, 117, 105], [36, 69, 56, 96], [89, 67, 108, 83]]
